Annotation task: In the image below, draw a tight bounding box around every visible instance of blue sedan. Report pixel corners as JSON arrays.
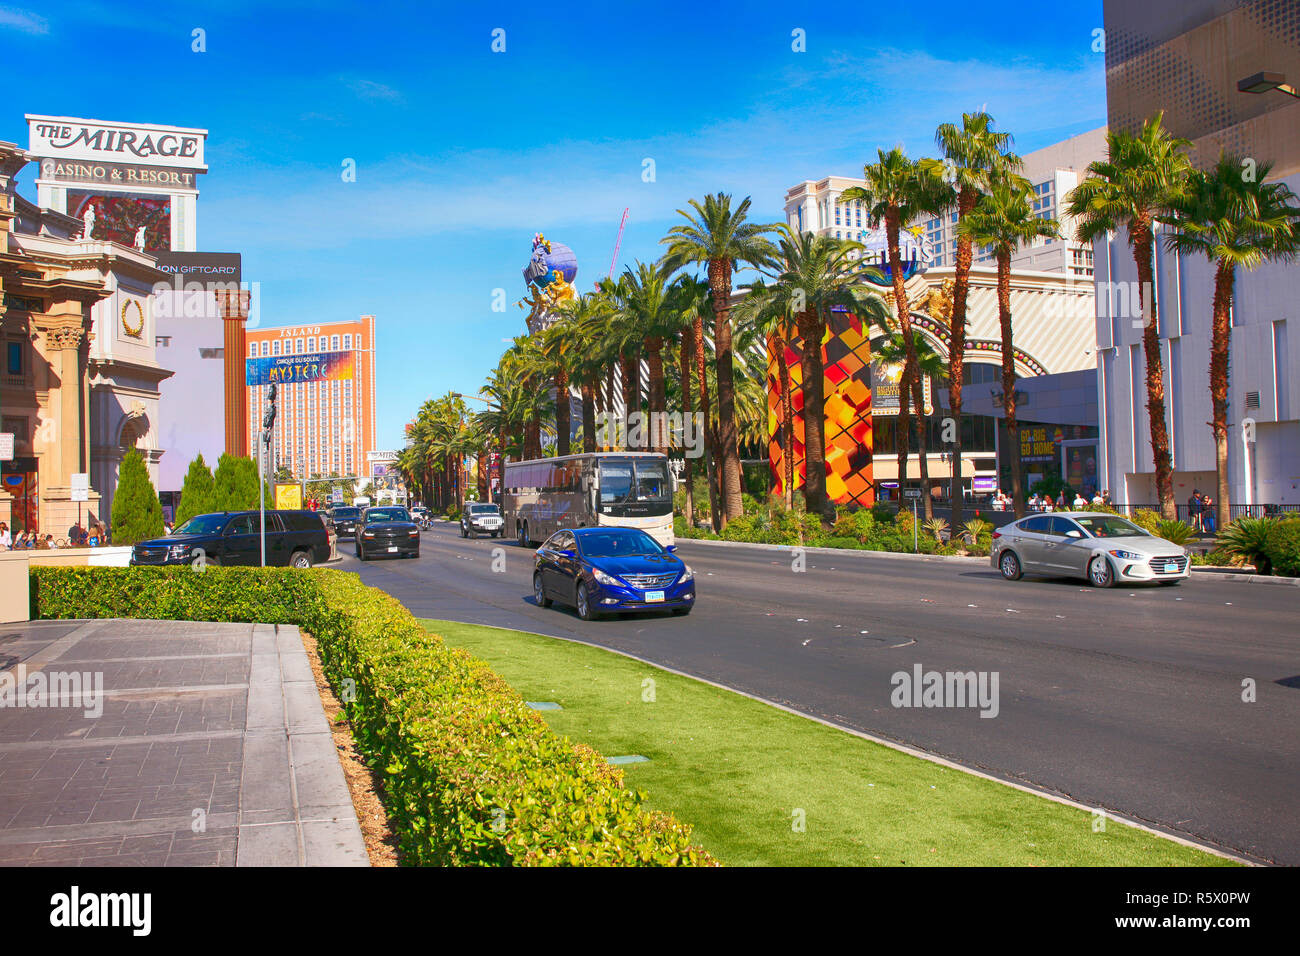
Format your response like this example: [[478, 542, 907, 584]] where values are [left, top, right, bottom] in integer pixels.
[[533, 527, 695, 621]]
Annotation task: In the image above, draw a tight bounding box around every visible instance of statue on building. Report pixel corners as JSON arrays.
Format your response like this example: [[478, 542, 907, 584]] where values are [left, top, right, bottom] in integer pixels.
[[519, 232, 578, 334], [134, 226, 146, 251], [81, 204, 96, 241]]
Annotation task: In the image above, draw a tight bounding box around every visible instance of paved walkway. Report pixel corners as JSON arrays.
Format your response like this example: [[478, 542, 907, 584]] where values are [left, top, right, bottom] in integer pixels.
[[0, 619, 367, 867]]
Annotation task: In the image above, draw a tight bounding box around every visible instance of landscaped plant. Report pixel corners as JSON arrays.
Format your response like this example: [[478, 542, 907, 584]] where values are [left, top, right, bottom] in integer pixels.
[[923, 517, 950, 542], [1153, 518, 1194, 547], [175, 454, 215, 526], [1216, 516, 1278, 575], [109, 449, 164, 546], [960, 517, 993, 547]]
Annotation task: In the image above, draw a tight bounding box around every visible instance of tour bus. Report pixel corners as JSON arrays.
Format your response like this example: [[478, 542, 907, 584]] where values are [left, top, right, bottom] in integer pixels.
[[502, 452, 674, 548]]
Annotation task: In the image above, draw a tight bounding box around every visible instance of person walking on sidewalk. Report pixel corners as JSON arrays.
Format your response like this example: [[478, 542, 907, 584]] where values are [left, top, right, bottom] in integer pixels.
[[1188, 489, 1203, 533]]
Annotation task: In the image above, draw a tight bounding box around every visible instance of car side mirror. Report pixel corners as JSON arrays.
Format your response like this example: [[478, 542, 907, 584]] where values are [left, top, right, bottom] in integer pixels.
[[666, 544, 677, 552], [1066, 530, 1083, 538], [558, 549, 575, 558]]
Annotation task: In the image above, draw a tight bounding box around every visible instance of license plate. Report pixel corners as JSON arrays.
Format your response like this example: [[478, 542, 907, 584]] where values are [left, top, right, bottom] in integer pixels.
[[388, 547, 399, 553], [1164, 562, 1178, 573], [645, 590, 665, 603]]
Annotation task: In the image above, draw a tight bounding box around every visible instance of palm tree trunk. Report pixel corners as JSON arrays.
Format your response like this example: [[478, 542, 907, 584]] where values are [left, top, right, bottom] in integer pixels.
[[708, 259, 744, 522], [581, 379, 597, 453], [796, 312, 830, 521], [621, 352, 637, 447], [1132, 221, 1176, 519], [948, 187, 976, 526], [695, 313, 722, 532], [646, 338, 666, 453], [1209, 260, 1234, 533], [912, 374, 933, 521], [997, 252, 1024, 517], [886, 213, 917, 499], [774, 328, 795, 510], [679, 335, 695, 528], [554, 367, 570, 457]]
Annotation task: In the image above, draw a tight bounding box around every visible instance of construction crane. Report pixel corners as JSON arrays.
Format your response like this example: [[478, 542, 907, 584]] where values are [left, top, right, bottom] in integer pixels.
[[607, 207, 629, 279]]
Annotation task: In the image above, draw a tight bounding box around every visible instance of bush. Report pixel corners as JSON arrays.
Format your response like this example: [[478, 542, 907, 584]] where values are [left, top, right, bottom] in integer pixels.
[[109, 449, 164, 546], [1154, 519, 1194, 547], [213, 453, 261, 511], [1130, 509, 1161, 534], [1264, 519, 1300, 578], [1216, 516, 1279, 575], [175, 454, 215, 526], [29, 567, 716, 866]]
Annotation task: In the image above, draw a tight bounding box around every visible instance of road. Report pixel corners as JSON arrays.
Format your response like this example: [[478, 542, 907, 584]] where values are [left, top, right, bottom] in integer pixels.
[[338, 521, 1299, 865]]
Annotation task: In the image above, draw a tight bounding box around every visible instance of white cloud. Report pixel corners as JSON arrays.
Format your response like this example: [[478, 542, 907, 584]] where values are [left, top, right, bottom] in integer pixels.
[[0, 5, 48, 33], [346, 78, 404, 103]]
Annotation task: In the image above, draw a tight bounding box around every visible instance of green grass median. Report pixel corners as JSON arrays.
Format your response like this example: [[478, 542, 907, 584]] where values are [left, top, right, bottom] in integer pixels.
[[428, 619, 1237, 868]]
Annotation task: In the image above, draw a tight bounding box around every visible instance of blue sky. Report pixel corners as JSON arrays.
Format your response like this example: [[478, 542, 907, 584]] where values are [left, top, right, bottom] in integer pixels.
[[4, 0, 1106, 449]]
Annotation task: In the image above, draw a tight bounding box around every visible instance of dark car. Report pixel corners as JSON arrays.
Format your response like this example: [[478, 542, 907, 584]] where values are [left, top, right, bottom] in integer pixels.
[[328, 505, 361, 538], [460, 501, 504, 538], [355, 505, 419, 561], [533, 526, 694, 621], [130, 510, 330, 568]]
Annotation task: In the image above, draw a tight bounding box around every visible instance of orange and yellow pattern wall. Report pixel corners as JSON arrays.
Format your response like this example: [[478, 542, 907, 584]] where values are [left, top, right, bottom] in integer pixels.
[[767, 308, 875, 507]]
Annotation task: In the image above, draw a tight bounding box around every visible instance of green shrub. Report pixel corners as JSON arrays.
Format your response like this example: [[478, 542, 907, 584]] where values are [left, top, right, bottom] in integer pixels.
[[819, 536, 862, 549], [1130, 509, 1161, 534], [29, 567, 716, 867], [1154, 519, 1194, 547], [1264, 519, 1300, 578], [922, 517, 949, 542], [1216, 516, 1278, 575], [109, 449, 164, 546], [175, 454, 215, 526]]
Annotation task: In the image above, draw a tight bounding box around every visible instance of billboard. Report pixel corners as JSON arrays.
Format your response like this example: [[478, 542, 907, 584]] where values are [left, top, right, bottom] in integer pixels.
[[28, 115, 207, 170], [67, 190, 170, 252], [275, 483, 303, 510], [245, 351, 355, 386]]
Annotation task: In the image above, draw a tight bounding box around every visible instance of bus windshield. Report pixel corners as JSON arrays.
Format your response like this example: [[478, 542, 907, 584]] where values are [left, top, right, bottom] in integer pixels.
[[599, 459, 671, 509]]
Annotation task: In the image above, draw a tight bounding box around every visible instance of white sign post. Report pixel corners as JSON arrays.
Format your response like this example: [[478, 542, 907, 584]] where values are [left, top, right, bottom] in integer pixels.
[[71, 473, 89, 542]]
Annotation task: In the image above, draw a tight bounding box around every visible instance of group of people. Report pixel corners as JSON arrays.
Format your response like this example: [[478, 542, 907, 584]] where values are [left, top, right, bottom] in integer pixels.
[[989, 489, 1111, 512], [0, 519, 110, 550], [1187, 489, 1217, 534]]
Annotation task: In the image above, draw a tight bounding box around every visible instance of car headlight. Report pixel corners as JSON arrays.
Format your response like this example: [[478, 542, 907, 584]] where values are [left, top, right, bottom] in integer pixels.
[[592, 567, 621, 587], [168, 543, 190, 557], [680, 564, 694, 582], [1108, 549, 1143, 560]]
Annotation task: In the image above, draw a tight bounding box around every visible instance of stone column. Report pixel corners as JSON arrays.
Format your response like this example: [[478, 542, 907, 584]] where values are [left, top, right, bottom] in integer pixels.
[[215, 290, 250, 457], [47, 325, 88, 481]]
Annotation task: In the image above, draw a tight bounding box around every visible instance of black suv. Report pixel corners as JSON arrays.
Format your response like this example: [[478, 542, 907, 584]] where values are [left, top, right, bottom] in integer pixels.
[[327, 505, 361, 538], [131, 510, 330, 568], [356, 505, 420, 560]]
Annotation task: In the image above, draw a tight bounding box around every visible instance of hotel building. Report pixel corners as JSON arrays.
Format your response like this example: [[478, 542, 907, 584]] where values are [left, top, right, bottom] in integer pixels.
[[1095, 0, 1300, 508], [246, 316, 377, 481]]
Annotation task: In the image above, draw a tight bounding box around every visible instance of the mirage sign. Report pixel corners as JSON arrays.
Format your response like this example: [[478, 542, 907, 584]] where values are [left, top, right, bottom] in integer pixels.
[[27, 115, 207, 170]]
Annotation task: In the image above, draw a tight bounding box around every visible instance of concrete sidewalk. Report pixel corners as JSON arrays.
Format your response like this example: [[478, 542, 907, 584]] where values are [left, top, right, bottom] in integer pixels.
[[0, 619, 367, 866]]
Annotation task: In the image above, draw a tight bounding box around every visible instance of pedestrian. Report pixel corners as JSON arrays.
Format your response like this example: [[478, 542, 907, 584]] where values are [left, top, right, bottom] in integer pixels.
[[0, 522, 10, 550], [1073, 491, 1088, 510], [87, 523, 101, 548], [67, 523, 86, 547], [1203, 495, 1216, 535], [12, 531, 26, 549], [42, 533, 54, 549], [1187, 489, 1203, 532]]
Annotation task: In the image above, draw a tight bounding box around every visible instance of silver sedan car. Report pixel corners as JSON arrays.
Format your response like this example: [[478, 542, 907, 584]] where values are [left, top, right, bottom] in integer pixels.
[[990, 511, 1191, 587]]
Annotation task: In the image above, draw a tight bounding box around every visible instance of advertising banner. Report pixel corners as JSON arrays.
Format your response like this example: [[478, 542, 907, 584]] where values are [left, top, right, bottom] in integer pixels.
[[245, 351, 355, 386], [28, 115, 207, 169], [274, 483, 302, 510], [67, 190, 170, 252], [1061, 439, 1100, 497]]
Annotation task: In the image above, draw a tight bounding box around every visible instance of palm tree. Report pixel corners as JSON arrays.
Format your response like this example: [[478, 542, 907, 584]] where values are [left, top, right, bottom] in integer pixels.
[[1162, 154, 1300, 531], [930, 112, 1021, 526], [842, 149, 950, 498], [674, 275, 721, 529], [960, 176, 1059, 516], [539, 317, 581, 457], [1067, 112, 1194, 519], [874, 330, 949, 521], [661, 193, 780, 525], [735, 278, 796, 508], [735, 229, 891, 520], [618, 261, 685, 453]]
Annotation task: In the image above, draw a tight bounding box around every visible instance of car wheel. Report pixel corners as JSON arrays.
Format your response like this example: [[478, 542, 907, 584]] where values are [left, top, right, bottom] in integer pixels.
[[999, 550, 1022, 581], [671, 606, 691, 616], [576, 582, 599, 621], [469, 527, 477, 539], [290, 549, 313, 569], [1089, 554, 1115, 588], [518, 524, 529, 548], [533, 572, 552, 608]]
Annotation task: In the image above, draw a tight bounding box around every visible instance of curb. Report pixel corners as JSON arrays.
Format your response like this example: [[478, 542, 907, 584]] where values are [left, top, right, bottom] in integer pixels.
[[1190, 568, 1300, 586], [423, 618, 1257, 866], [677, 534, 987, 565]]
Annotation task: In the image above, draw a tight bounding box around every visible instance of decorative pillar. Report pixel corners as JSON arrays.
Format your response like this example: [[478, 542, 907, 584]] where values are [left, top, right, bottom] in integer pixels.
[[215, 289, 250, 457], [48, 325, 88, 481]]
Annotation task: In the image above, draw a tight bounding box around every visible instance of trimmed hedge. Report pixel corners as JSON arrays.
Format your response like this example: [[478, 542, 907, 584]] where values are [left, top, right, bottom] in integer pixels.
[[29, 566, 717, 867]]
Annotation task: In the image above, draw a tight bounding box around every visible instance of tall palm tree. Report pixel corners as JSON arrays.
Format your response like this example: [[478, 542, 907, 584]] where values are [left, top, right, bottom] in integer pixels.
[[618, 261, 685, 453], [1068, 112, 1194, 519], [539, 317, 582, 457], [875, 330, 949, 521], [674, 275, 721, 529], [930, 112, 1021, 526], [661, 193, 780, 525], [960, 177, 1059, 517], [842, 149, 950, 498], [735, 278, 796, 509], [1162, 154, 1300, 531], [735, 229, 891, 521]]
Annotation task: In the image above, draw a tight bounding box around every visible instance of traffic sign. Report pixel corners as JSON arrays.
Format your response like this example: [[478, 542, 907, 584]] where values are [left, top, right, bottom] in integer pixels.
[[903, 488, 922, 499], [70, 473, 90, 502]]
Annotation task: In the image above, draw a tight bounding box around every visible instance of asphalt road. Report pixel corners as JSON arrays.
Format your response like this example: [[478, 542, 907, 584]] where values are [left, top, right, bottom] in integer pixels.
[[339, 521, 1300, 865]]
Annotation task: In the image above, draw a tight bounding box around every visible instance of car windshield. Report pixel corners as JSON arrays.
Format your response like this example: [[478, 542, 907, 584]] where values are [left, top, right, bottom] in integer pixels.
[[578, 529, 665, 557], [1073, 515, 1148, 538], [366, 508, 410, 523], [172, 514, 228, 536], [470, 504, 499, 514], [599, 459, 671, 506], [332, 508, 359, 519]]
